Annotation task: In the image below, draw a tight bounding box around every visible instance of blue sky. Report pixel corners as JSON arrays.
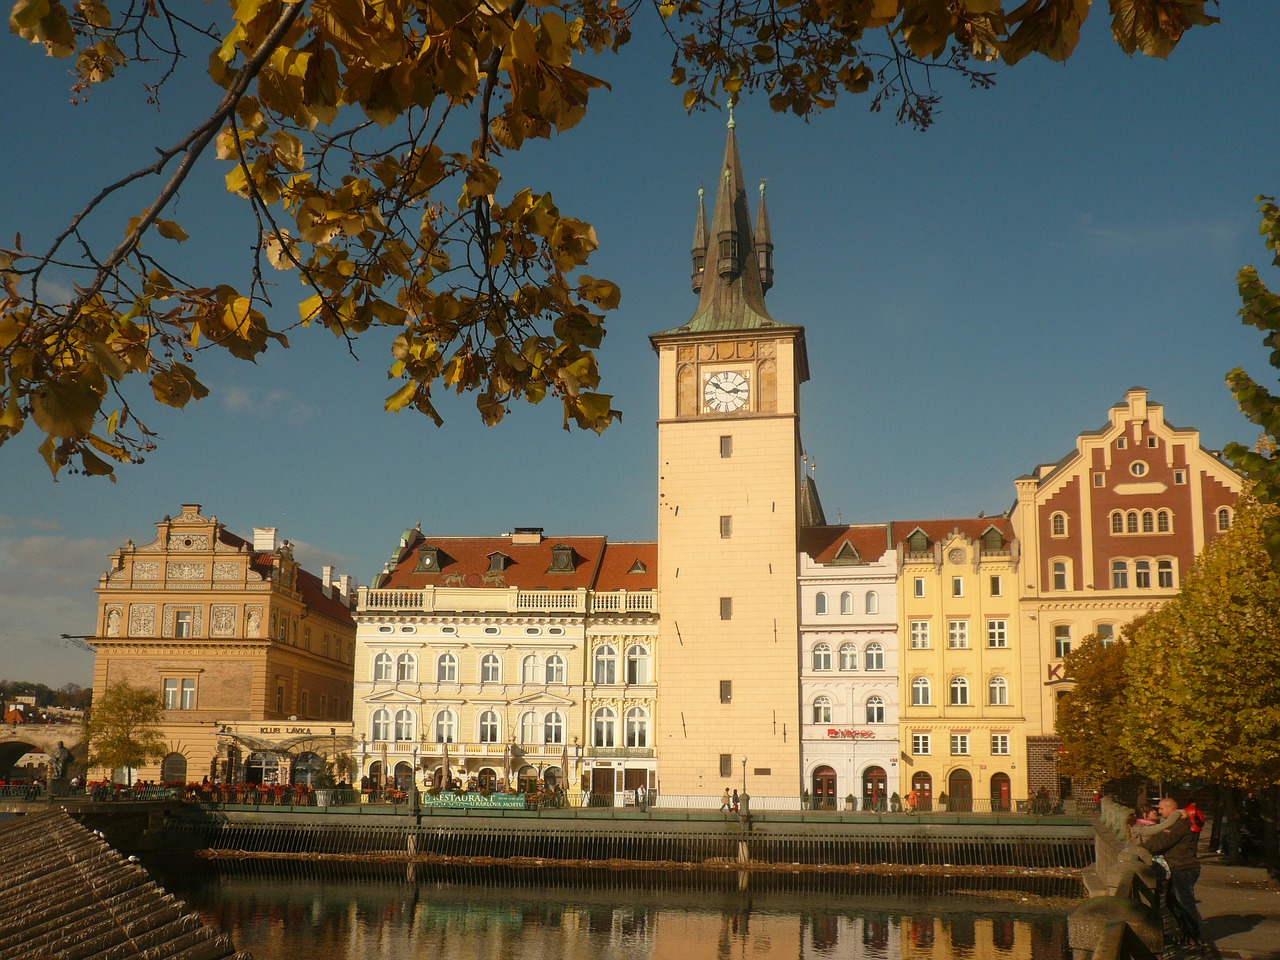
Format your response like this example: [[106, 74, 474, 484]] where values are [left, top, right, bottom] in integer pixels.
[[3, 4, 1278, 687]]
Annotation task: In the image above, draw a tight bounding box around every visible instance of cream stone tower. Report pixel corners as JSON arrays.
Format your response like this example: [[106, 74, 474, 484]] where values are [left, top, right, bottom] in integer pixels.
[[650, 111, 808, 799]]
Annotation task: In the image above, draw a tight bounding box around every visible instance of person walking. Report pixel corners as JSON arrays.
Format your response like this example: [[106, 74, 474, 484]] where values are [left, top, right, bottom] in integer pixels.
[[720, 788, 732, 812], [1144, 797, 1204, 947], [636, 783, 647, 812], [731, 789, 740, 813]]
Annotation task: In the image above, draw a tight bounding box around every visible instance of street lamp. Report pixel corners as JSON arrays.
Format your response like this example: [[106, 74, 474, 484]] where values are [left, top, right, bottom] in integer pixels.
[[741, 756, 747, 796]]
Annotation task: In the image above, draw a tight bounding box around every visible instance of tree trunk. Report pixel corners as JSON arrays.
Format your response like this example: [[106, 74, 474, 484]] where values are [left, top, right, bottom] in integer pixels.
[[1266, 784, 1280, 881]]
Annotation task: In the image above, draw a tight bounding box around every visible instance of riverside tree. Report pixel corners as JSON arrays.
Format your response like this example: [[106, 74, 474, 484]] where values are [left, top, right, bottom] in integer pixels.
[[1055, 626, 1137, 783], [2, 0, 1218, 478], [83, 679, 168, 784]]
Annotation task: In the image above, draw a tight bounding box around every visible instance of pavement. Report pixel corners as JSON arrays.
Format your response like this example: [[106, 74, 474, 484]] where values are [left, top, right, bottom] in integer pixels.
[[1169, 852, 1280, 959]]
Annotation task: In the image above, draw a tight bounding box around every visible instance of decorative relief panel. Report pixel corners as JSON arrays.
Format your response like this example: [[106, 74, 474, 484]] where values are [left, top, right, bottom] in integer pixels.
[[245, 606, 263, 637], [175, 508, 204, 522], [166, 561, 207, 581], [757, 340, 776, 359], [167, 533, 210, 551], [162, 605, 204, 637], [104, 605, 123, 636], [211, 605, 236, 637], [213, 561, 241, 581], [735, 340, 756, 359], [128, 604, 156, 637], [133, 561, 160, 580]]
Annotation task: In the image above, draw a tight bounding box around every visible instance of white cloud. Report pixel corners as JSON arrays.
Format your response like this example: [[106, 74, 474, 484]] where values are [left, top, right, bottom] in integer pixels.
[[219, 385, 313, 424], [27, 517, 62, 532], [1068, 215, 1236, 256]]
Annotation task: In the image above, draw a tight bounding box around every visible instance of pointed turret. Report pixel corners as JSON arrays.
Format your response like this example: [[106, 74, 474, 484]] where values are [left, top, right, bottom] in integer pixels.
[[755, 179, 773, 294], [691, 187, 708, 293]]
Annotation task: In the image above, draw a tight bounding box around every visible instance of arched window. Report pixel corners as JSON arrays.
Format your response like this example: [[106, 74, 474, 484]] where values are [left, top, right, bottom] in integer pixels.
[[950, 677, 970, 706], [626, 707, 649, 747], [1111, 512, 1123, 534], [812, 696, 832, 723], [911, 677, 931, 706], [1135, 560, 1151, 588], [1052, 561, 1067, 590], [435, 709, 456, 743], [840, 592, 853, 615], [1051, 512, 1067, 537], [480, 653, 501, 683], [1218, 507, 1232, 531], [866, 696, 885, 724], [1158, 559, 1174, 588], [394, 709, 415, 741], [625, 644, 650, 684], [1126, 511, 1139, 534], [546, 654, 566, 683], [373, 652, 393, 681], [865, 643, 885, 671], [372, 709, 391, 742], [865, 591, 879, 614], [988, 677, 1009, 706], [593, 645, 617, 685], [478, 710, 500, 743], [521, 654, 542, 683], [544, 712, 564, 745], [593, 707, 616, 747], [396, 652, 416, 682], [436, 652, 458, 682], [839, 642, 858, 670], [813, 643, 832, 671], [815, 592, 828, 615], [1158, 509, 1171, 533], [1142, 510, 1155, 533], [520, 711, 539, 745]]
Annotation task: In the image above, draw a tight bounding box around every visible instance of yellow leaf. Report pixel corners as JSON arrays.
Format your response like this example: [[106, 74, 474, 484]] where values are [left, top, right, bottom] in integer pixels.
[[30, 377, 101, 438], [384, 380, 417, 412], [156, 219, 189, 242], [510, 19, 536, 64], [488, 237, 507, 267], [299, 293, 324, 324]]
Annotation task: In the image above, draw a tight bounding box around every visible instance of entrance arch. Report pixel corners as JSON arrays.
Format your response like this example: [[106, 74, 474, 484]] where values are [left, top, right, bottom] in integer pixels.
[[911, 772, 932, 811], [477, 767, 499, 791], [862, 766, 887, 812], [990, 772, 1011, 812], [947, 769, 973, 811], [517, 764, 538, 793], [160, 752, 187, 784], [393, 761, 414, 792], [811, 765, 837, 810]]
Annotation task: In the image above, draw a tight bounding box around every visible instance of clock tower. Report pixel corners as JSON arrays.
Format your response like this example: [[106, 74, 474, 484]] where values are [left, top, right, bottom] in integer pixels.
[[651, 111, 809, 798]]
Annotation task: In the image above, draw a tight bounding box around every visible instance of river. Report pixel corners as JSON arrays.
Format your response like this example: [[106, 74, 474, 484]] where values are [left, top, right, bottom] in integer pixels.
[[142, 858, 1080, 959]]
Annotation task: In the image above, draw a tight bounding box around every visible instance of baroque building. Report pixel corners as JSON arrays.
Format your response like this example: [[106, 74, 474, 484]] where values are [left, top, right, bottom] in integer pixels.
[[352, 527, 656, 800], [89, 504, 356, 784]]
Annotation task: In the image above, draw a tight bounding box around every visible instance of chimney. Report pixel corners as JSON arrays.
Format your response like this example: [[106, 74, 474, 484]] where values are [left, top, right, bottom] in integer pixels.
[[322, 565, 334, 598], [253, 527, 279, 552], [338, 574, 353, 603]]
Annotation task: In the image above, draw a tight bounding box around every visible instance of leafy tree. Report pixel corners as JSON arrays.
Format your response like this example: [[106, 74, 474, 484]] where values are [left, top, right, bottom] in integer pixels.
[[1122, 497, 1280, 787], [1056, 627, 1136, 782], [2, 0, 1217, 477], [82, 679, 168, 784]]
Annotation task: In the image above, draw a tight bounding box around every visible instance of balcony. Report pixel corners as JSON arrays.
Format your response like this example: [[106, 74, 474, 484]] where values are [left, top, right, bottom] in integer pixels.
[[358, 586, 656, 616]]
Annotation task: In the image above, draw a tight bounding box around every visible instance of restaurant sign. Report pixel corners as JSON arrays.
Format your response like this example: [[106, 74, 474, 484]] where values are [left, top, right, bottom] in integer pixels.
[[420, 792, 527, 808]]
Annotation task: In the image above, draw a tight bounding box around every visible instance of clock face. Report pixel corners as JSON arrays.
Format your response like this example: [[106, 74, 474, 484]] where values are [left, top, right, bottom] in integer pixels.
[[703, 370, 750, 413]]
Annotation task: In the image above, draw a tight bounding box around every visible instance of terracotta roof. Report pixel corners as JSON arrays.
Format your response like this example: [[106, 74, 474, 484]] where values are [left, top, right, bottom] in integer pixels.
[[382, 532, 610, 591], [594, 541, 658, 591], [0, 809, 250, 960], [800, 525, 893, 564], [297, 566, 356, 623], [889, 517, 1014, 547]]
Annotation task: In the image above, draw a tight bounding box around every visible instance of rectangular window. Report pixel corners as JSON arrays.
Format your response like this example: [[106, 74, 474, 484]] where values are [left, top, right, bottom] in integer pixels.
[[1093, 472, 1105, 487], [1135, 560, 1151, 589], [174, 610, 194, 638], [300, 690, 309, 716], [1157, 560, 1174, 589], [909, 621, 930, 649], [989, 575, 1002, 597], [276, 682, 285, 713], [913, 577, 925, 598], [1117, 437, 1127, 449], [180, 678, 195, 710], [948, 620, 969, 649], [991, 734, 1010, 756], [951, 576, 963, 597], [719, 597, 733, 620], [1174, 469, 1186, 485], [320, 694, 328, 717], [912, 734, 930, 755], [1096, 624, 1115, 648], [720, 680, 732, 704], [1053, 562, 1068, 591], [1112, 561, 1128, 589], [304, 626, 311, 650], [987, 619, 1007, 648], [1147, 436, 1158, 448], [719, 515, 732, 538], [951, 734, 969, 756], [162, 678, 179, 710], [720, 754, 733, 777], [1054, 625, 1072, 659], [719, 435, 732, 458]]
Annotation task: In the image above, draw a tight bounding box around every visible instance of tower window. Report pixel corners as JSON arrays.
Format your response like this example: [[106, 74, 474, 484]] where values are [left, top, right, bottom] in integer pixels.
[[719, 435, 733, 458]]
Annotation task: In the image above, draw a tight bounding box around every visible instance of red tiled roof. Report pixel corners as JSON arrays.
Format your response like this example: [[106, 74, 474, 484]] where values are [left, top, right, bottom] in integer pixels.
[[382, 533, 610, 591], [889, 517, 1014, 547], [595, 541, 658, 591], [800, 525, 892, 564], [297, 567, 355, 624]]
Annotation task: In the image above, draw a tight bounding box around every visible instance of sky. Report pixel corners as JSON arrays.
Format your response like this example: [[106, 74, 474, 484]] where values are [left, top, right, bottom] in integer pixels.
[[2, 3, 1278, 688]]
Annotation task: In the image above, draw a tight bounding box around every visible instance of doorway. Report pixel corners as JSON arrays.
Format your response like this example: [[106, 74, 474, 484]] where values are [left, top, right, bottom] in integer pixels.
[[947, 769, 973, 811], [862, 766, 887, 812], [990, 772, 1011, 812], [812, 765, 837, 810]]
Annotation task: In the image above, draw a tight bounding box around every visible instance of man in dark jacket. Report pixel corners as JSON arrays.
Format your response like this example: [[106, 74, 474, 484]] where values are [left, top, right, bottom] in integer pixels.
[[1144, 797, 1203, 945]]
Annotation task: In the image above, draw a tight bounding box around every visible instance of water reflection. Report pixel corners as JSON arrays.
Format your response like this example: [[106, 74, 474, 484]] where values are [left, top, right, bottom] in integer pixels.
[[145, 858, 1075, 960]]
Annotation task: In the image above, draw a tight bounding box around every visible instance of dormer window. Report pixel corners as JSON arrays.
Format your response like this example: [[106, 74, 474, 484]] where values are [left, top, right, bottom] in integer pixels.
[[983, 526, 1006, 551], [488, 552, 510, 573], [628, 558, 647, 574], [831, 541, 862, 565], [907, 530, 929, 554], [414, 545, 441, 573], [548, 544, 575, 573]]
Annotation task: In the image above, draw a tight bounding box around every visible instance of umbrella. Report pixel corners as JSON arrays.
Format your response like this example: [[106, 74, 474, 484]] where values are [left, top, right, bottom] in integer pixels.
[[441, 739, 451, 789], [503, 742, 510, 791], [561, 741, 570, 791]]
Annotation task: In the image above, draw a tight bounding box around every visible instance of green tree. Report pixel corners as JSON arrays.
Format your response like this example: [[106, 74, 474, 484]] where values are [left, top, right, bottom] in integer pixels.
[[1122, 497, 1280, 787], [2, 0, 1217, 478], [1056, 627, 1136, 781], [83, 679, 168, 784]]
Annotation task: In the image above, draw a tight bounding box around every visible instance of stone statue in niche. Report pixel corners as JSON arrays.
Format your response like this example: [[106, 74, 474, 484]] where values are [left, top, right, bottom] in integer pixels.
[[106, 608, 121, 636], [247, 608, 261, 637]]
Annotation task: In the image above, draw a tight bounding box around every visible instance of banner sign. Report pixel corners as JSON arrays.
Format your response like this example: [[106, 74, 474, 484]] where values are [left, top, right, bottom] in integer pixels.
[[420, 792, 527, 808]]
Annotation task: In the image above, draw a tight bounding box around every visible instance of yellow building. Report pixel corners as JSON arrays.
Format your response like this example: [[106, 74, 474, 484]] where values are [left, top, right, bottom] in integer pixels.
[[89, 504, 356, 784], [650, 113, 809, 800], [895, 519, 1026, 809]]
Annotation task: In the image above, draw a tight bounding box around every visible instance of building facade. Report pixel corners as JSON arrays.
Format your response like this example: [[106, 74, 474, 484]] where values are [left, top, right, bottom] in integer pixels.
[[89, 504, 356, 784], [353, 527, 656, 801]]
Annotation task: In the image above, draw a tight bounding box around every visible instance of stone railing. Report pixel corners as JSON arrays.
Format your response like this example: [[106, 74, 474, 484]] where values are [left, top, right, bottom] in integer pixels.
[[358, 586, 656, 616]]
